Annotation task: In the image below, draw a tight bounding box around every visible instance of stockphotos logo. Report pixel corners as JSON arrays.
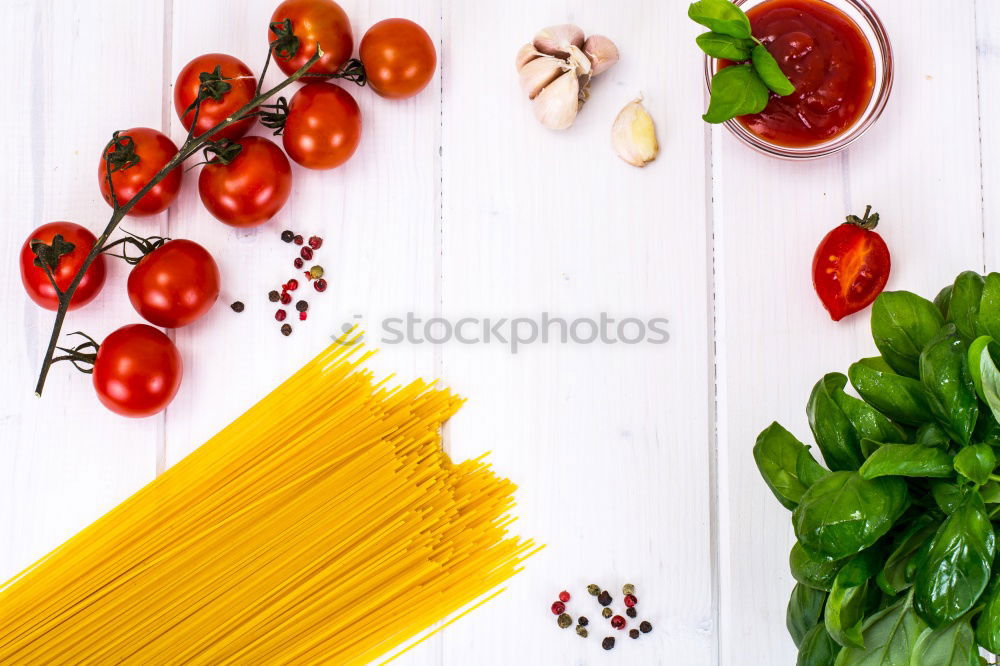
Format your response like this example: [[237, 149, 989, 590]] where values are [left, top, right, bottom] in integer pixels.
[[336, 312, 670, 354]]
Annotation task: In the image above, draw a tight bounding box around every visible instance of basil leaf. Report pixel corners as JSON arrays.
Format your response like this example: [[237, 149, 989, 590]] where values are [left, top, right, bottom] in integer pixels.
[[798, 446, 831, 488], [789, 582, 828, 647], [687, 0, 752, 38], [858, 444, 954, 480], [972, 337, 1000, 425], [825, 548, 882, 648], [703, 64, 769, 124], [967, 335, 993, 402], [833, 388, 908, 445], [946, 271, 984, 343], [832, 591, 927, 665], [930, 481, 964, 514], [791, 541, 845, 591], [797, 623, 842, 666], [952, 443, 996, 486], [848, 358, 932, 426], [808, 374, 865, 471], [878, 515, 939, 596], [751, 44, 794, 95], [979, 480, 1000, 503], [910, 615, 979, 666], [871, 291, 946, 378], [914, 491, 995, 628], [793, 471, 909, 561], [753, 421, 809, 509], [915, 422, 952, 448], [695, 31, 754, 60], [920, 324, 978, 446], [974, 573, 1000, 653], [976, 272, 1000, 340], [935, 285, 954, 318]]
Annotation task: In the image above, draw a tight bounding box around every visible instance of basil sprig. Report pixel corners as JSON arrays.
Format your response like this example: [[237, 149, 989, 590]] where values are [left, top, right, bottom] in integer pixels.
[[688, 0, 795, 123]]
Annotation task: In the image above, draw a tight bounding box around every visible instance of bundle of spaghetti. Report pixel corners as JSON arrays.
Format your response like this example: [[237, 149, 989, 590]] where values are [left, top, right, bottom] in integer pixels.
[[0, 340, 537, 664]]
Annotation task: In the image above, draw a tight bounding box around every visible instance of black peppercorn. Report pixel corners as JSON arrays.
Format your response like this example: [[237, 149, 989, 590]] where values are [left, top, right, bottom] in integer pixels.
[[597, 590, 612, 607], [626, 607, 637, 619], [629, 629, 640, 639], [639, 621, 652, 634], [577, 616, 588, 627], [296, 300, 309, 312], [280, 323, 292, 336], [557, 613, 572, 629], [230, 301, 244, 313], [268, 290, 280, 302], [281, 230, 294, 243], [601, 637, 615, 650]]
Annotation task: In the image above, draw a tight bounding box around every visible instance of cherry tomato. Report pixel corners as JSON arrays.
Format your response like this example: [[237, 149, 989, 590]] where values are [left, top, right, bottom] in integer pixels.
[[174, 53, 258, 140], [282, 82, 361, 169], [127, 240, 221, 328], [98, 127, 182, 217], [813, 206, 891, 321], [93, 324, 182, 418], [198, 137, 292, 227], [359, 18, 436, 99], [19, 222, 107, 311], [270, 0, 353, 78]]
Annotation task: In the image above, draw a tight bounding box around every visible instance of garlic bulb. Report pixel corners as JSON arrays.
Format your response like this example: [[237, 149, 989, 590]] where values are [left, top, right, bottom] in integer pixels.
[[519, 56, 568, 99], [533, 24, 585, 58], [516, 43, 541, 69], [566, 45, 592, 77], [533, 70, 580, 130], [584, 35, 619, 77], [612, 97, 659, 167]]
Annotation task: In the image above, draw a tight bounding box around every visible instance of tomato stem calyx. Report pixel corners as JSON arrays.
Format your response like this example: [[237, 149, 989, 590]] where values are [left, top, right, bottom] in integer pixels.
[[845, 204, 880, 230], [100, 230, 169, 265], [258, 97, 290, 135], [51, 331, 99, 375], [331, 58, 367, 87]]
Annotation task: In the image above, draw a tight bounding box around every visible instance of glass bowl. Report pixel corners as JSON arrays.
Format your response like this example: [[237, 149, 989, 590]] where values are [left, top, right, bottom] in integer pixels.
[[703, 0, 893, 160]]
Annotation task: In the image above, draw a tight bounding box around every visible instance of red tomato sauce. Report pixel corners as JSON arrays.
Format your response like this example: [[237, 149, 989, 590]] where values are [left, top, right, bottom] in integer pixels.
[[725, 0, 875, 147]]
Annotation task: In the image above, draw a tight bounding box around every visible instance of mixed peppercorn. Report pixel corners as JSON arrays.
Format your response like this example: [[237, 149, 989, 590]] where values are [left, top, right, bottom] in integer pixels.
[[270, 229, 328, 335], [549, 582, 653, 651]]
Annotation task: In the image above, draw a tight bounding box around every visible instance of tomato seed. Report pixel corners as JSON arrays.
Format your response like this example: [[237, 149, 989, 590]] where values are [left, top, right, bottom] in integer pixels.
[[558, 590, 570, 603], [308, 235, 323, 250], [293, 235, 303, 245], [281, 230, 294, 243], [550, 601, 565, 615], [280, 323, 292, 336], [314, 279, 328, 292], [300, 246, 313, 261], [610, 615, 625, 630], [275, 309, 286, 321]]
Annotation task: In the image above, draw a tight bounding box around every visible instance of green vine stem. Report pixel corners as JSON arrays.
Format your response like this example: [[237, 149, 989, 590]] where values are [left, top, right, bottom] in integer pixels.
[[32, 45, 324, 397]]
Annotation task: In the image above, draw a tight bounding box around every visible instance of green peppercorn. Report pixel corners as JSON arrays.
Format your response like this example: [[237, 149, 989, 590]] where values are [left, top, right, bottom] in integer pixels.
[[626, 607, 637, 619], [597, 590, 612, 606], [622, 583, 635, 596], [601, 637, 615, 650], [629, 629, 640, 639], [309, 265, 325, 280], [640, 621, 652, 633], [557, 613, 572, 629], [575, 625, 588, 638], [602, 607, 612, 619], [587, 584, 600, 596]]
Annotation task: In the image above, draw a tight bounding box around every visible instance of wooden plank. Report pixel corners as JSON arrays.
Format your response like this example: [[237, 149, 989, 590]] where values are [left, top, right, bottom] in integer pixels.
[[714, 1, 985, 663], [0, 0, 165, 578], [437, 1, 716, 662], [980, 0, 999, 271]]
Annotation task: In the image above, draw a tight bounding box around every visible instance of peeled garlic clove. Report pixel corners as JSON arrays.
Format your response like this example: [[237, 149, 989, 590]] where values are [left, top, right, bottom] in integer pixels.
[[516, 43, 542, 70], [533, 24, 585, 58], [533, 69, 580, 130], [612, 97, 658, 167], [584, 35, 619, 77], [566, 44, 592, 77], [519, 56, 569, 99]]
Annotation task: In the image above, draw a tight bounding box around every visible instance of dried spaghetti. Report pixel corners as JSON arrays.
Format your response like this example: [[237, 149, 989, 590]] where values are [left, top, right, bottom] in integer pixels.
[[0, 340, 536, 664]]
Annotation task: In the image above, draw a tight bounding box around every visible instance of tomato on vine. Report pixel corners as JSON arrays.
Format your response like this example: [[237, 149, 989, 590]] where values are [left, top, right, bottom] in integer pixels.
[[123, 239, 221, 328], [812, 206, 891, 321], [281, 82, 361, 169], [270, 0, 353, 78], [98, 128, 182, 217], [20, 222, 107, 311], [198, 137, 292, 227], [91, 324, 183, 417], [360, 19, 437, 99], [174, 53, 258, 140]]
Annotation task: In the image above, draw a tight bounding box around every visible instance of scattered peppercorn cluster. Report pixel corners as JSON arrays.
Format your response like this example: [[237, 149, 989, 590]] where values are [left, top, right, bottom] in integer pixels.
[[549, 583, 653, 651], [267, 230, 328, 336]]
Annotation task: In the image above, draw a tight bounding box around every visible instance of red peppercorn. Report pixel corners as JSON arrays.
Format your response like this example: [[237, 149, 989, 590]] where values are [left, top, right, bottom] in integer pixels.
[[624, 594, 637, 608], [294, 257, 304, 269], [300, 246, 314, 261], [308, 235, 323, 250], [314, 279, 328, 292], [275, 309, 287, 322], [280, 292, 292, 305], [293, 234, 304, 245], [286, 279, 299, 291], [610, 615, 626, 630], [550, 601, 565, 615], [299, 311, 307, 321], [558, 591, 570, 603]]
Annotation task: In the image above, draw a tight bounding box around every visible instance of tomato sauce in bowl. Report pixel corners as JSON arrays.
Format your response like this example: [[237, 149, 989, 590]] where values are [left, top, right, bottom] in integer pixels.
[[723, 0, 877, 149]]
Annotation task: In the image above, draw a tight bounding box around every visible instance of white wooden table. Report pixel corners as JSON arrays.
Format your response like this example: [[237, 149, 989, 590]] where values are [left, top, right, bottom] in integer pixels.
[[2, 0, 996, 663]]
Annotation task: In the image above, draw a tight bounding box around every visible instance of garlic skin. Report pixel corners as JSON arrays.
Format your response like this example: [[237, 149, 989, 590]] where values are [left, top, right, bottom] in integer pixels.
[[584, 35, 619, 77], [533, 24, 585, 58], [519, 56, 568, 100], [515, 43, 541, 70], [612, 97, 659, 167], [566, 45, 592, 78], [533, 69, 580, 130]]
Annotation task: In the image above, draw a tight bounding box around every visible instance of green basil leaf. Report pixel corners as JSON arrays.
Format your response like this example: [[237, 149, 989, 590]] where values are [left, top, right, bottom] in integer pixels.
[[914, 422, 952, 448], [798, 446, 831, 488], [914, 491, 995, 628], [953, 443, 996, 486], [878, 515, 939, 596], [974, 572, 1000, 653], [832, 591, 927, 665], [967, 335, 994, 402], [825, 548, 883, 648], [848, 358, 933, 426], [910, 615, 979, 666], [858, 444, 954, 480], [751, 44, 794, 95], [753, 421, 809, 510], [833, 388, 908, 445], [797, 623, 842, 666], [972, 337, 1000, 426], [979, 480, 1000, 503], [695, 31, 754, 59], [793, 471, 909, 561], [791, 541, 846, 591], [976, 273, 1000, 340], [808, 374, 865, 471], [930, 481, 964, 514], [920, 324, 978, 446], [946, 271, 985, 343], [935, 285, 953, 318], [687, 0, 752, 38], [871, 291, 946, 378], [703, 64, 769, 124], [789, 582, 829, 647]]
